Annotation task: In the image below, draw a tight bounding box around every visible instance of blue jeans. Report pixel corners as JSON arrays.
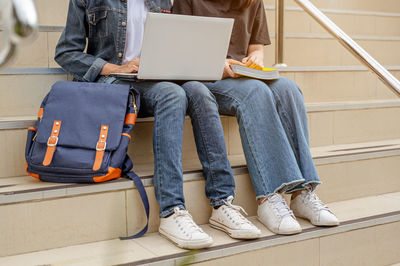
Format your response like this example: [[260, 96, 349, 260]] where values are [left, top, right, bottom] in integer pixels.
[[203, 77, 321, 199], [105, 79, 235, 217]]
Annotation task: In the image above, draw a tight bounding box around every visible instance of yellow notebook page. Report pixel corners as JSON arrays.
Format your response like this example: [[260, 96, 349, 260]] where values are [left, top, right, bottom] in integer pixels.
[[231, 63, 276, 72]]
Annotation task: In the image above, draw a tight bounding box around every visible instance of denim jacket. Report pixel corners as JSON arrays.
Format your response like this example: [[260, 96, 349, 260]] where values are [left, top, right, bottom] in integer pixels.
[[54, 0, 172, 82]]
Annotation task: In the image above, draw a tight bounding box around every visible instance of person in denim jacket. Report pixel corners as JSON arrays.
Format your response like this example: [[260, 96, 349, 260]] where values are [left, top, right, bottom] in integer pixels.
[[55, 0, 262, 249]]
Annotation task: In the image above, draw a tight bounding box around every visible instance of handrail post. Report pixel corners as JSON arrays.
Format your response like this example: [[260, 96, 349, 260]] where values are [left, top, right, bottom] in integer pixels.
[[273, 0, 287, 68]]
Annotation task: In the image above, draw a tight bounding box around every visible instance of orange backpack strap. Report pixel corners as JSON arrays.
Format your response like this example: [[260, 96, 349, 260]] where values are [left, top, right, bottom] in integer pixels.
[[37, 108, 44, 120], [124, 113, 137, 125], [93, 125, 109, 171], [43, 120, 61, 166]]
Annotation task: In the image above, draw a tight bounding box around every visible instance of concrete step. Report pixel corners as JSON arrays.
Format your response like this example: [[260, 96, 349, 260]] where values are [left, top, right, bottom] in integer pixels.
[[2, 139, 400, 203], [0, 31, 62, 69], [1, 192, 399, 265], [285, 67, 399, 102], [34, 0, 69, 27], [265, 7, 400, 37], [1, 99, 400, 178], [3, 0, 398, 74], [263, 36, 400, 67], [266, 0, 400, 13], [0, 71, 68, 117], [0, 140, 399, 257], [31, 0, 400, 35], [2, 27, 400, 69], [0, 69, 398, 117]]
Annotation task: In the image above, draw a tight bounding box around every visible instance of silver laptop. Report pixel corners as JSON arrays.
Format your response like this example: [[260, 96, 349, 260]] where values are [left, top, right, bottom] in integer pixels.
[[110, 13, 234, 80]]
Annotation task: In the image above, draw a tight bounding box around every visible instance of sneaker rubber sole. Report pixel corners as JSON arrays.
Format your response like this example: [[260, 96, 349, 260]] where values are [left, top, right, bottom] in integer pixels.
[[256, 216, 302, 235], [209, 219, 261, 239], [159, 228, 213, 250], [293, 213, 340, 227]]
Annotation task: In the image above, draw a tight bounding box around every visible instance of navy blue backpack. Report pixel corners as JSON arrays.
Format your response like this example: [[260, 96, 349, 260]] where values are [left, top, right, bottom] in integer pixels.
[[25, 81, 149, 239]]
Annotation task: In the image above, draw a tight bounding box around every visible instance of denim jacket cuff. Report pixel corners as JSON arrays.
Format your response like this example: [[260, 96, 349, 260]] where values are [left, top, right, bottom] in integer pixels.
[[83, 57, 107, 82]]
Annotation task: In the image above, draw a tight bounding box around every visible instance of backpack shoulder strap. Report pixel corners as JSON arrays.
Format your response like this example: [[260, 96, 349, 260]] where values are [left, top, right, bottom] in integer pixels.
[[120, 171, 150, 239]]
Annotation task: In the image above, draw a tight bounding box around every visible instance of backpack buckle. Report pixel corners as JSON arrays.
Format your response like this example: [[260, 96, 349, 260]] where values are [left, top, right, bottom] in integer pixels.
[[47, 136, 59, 147], [96, 140, 107, 151]]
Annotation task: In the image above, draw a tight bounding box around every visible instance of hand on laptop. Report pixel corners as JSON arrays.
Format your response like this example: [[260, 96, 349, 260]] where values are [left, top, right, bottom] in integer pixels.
[[223, 59, 243, 79], [101, 58, 140, 76], [121, 58, 140, 73]]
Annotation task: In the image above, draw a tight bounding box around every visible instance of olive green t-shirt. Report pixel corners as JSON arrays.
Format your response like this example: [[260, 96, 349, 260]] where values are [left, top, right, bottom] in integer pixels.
[[172, 0, 271, 61]]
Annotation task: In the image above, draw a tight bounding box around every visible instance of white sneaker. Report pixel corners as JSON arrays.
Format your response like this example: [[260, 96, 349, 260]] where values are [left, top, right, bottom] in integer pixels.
[[209, 196, 261, 239], [290, 190, 339, 226], [159, 207, 213, 249], [257, 193, 302, 235]]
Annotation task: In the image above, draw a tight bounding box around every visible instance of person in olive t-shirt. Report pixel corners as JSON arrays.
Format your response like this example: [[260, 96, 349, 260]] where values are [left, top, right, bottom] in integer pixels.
[[173, 0, 340, 235]]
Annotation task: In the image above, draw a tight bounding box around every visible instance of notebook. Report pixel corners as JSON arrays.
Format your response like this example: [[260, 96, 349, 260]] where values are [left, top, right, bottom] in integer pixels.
[[230, 64, 280, 80]]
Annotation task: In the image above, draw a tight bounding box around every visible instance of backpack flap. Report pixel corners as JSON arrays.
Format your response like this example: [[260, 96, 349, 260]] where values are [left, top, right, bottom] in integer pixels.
[[29, 81, 131, 174]]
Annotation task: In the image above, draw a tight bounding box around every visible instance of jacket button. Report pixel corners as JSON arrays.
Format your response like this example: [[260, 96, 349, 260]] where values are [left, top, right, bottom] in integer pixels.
[[121, 21, 127, 27], [118, 53, 123, 58]]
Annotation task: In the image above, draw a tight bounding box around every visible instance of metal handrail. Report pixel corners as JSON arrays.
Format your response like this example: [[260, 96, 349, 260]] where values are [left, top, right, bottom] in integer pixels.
[[273, 0, 287, 68], [273, 0, 400, 97], [0, 0, 38, 70]]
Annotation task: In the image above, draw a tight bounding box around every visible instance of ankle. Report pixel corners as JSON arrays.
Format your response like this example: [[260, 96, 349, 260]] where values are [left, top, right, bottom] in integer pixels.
[[258, 196, 268, 205], [291, 190, 302, 200]]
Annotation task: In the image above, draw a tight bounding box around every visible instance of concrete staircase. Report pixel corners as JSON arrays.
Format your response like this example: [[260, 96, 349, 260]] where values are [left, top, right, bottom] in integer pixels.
[[0, 0, 399, 265]]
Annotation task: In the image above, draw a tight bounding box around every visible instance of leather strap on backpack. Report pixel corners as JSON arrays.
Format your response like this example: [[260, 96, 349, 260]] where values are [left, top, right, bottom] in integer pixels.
[[37, 108, 44, 121], [124, 113, 138, 125], [43, 120, 61, 166], [93, 125, 109, 171]]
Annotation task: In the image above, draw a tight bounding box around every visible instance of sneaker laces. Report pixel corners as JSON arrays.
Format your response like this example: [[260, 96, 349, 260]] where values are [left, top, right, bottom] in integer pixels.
[[173, 207, 204, 235], [222, 196, 251, 226], [303, 191, 330, 212], [268, 193, 294, 218]]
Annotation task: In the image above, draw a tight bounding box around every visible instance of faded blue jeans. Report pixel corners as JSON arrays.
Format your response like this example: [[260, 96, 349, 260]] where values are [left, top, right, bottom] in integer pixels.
[[107, 79, 235, 217], [203, 77, 321, 199]]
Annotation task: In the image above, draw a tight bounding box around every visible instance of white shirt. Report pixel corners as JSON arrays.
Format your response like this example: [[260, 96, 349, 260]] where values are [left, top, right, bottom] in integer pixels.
[[122, 0, 148, 64]]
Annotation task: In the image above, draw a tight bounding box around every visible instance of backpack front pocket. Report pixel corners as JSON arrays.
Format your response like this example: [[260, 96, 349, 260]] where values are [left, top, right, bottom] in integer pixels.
[[29, 142, 112, 174]]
